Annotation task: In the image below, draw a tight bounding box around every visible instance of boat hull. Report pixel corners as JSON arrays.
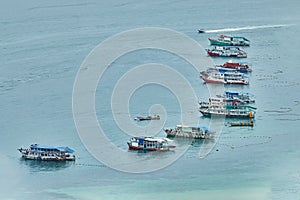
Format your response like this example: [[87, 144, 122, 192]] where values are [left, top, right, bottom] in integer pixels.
[[127, 143, 173, 151], [20, 154, 75, 161], [207, 51, 220, 57], [209, 38, 232, 46], [229, 122, 254, 126], [225, 80, 248, 85], [127, 137, 175, 152], [199, 110, 255, 118], [200, 76, 225, 84]]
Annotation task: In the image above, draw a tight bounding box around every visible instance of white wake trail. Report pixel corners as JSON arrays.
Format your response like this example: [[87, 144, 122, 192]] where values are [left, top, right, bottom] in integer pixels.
[[205, 24, 291, 33]]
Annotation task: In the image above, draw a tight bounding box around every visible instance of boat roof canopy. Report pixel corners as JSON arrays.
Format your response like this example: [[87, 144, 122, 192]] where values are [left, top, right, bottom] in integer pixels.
[[219, 35, 250, 41], [30, 144, 75, 153], [226, 91, 254, 96]]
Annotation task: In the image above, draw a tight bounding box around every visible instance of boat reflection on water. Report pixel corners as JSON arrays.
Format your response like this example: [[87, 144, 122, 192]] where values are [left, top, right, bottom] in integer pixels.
[[19, 158, 74, 172], [169, 137, 215, 148]]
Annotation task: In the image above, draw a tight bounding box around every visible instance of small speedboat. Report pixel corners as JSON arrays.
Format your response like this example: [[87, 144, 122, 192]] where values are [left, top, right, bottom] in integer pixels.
[[198, 29, 206, 33]]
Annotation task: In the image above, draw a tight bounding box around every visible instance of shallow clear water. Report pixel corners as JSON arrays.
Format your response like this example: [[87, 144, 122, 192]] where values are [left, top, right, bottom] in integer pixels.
[[1, 0, 300, 199]]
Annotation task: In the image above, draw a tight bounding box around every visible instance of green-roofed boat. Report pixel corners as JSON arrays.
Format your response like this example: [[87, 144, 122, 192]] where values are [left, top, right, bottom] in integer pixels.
[[209, 35, 250, 46]]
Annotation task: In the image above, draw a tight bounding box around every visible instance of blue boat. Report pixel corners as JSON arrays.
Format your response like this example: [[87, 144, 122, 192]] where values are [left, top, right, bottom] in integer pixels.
[[18, 144, 76, 161], [224, 91, 255, 103], [127, 137, 175, 151]]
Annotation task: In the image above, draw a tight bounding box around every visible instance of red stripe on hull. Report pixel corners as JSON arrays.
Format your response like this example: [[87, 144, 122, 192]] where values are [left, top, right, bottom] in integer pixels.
[[207, 51, 220, 57], [226, 81, 248, 85]]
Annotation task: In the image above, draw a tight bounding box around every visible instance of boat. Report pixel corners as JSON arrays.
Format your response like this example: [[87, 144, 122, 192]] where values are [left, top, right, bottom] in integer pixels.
[[228, 121, 254, 127], [198, 29, 206, 33], [199, 104, 256, 118], [208, 35, 250, 46], [200, 70, 249, 85], [134, 114, 160, 121], [215, 61, 252, 73], [206, 46, 247, 58], [164, 125, 214, 139], [18, 144, 76, 161], [222, 91, 255, 103], [199, 97, 226, 109], [127, 137, 176, 151], [199, 97, 246, 109]]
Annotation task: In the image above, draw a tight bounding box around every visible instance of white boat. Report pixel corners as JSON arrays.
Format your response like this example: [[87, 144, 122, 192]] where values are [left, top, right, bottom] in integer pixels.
[[206, 46, 247, 58], [164, 125, 214, 139], [18, 144, 76, 161], [200, 70, 249, 85], [127, 137, 175, 151], [199, 104, 256, 118]]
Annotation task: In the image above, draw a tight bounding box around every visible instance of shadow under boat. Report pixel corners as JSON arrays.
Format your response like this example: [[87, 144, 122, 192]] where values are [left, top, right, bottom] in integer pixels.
[[19, 158, 74, 172]]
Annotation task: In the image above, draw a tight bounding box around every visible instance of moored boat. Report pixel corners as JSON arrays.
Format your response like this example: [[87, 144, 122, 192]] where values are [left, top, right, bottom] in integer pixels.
[[134, 114, 160, 121], [199, 97, 246, 109], [223, 91, 255, 103], [228, 121, 254, 127], [199, 104, 256, 118], [206, 46, 247, 58], [208, 35, 250, 46], [127, 137, 175, 151], [18, 144, 76, 161], [215, 61, 252, 73], [200, 70, 249, 85], [164, 125, 214, 139]]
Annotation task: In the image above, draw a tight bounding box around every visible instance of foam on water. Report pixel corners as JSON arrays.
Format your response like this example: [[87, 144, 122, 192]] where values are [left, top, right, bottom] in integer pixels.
[[205, 24, 292, 33]]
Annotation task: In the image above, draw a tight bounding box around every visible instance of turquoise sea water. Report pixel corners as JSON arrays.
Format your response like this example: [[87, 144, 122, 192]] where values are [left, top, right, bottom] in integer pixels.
[[1, 0, 300, 199]]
